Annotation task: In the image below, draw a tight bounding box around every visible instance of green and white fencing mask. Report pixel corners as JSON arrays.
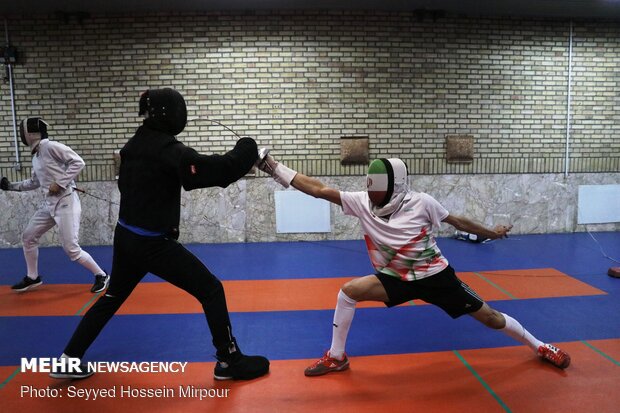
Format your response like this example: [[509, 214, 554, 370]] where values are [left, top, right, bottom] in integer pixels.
[[366, 158, 409, 216]]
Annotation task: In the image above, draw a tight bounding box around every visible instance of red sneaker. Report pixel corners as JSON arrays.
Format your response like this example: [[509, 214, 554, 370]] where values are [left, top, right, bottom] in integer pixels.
[[304, 351, 349, 376], [538, 344, 571, 369]]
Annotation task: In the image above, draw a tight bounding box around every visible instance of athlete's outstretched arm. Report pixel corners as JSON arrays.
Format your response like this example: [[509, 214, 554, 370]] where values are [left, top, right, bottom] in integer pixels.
[[290, 173, 341, 206], [256, 149, 341, 206], [180, 137, 258, 190], [443, 214, 512, 240]]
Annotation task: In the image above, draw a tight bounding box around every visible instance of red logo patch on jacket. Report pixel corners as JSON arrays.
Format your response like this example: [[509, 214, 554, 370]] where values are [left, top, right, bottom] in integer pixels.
[[190, 165, 197, 175]]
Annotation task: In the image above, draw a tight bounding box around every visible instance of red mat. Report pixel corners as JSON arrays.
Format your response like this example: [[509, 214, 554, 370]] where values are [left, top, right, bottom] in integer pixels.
[[0, 268, 606, 316], [1, 339, 618, 413]]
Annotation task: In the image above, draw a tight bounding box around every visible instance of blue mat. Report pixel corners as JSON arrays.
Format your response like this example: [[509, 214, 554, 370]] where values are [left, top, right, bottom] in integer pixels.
[[1, 232, 618, 283], [1, 232, 619, 367], [2, 293, 618, 365]]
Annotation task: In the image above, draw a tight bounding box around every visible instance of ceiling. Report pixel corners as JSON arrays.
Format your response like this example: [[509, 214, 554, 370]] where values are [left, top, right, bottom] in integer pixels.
[[1, 0, 620, 19]]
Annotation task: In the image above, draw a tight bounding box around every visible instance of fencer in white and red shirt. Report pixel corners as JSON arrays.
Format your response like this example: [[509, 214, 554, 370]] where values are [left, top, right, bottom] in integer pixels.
[[257, 151, 571, 376]]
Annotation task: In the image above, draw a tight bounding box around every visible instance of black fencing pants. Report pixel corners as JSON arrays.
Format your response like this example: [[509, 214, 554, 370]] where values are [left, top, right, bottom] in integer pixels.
[[64, 224, 233, 359]]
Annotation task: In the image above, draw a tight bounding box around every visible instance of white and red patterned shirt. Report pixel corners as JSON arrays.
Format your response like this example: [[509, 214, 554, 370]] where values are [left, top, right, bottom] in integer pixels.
[[341, 191, 449, 281]]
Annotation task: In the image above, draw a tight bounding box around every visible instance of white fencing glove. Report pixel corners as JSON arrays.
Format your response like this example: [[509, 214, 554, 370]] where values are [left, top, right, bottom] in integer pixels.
[[255, 148, 297, 188]]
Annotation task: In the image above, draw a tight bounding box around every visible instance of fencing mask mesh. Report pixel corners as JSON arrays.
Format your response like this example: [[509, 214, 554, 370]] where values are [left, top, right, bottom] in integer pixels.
[[20, 117, 48, 154], [139, 88, 187, 135]]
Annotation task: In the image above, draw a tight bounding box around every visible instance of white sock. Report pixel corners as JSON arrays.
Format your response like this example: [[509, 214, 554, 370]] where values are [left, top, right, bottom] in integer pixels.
[[76, 251, 105, 276], [501, 313, 544, 352], [23, 248, 39, 279], [328, 290, 357, 360]]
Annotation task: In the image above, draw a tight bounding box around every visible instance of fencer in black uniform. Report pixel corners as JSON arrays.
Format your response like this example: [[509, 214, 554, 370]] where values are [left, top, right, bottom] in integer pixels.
[[50, 88, 269, 381]]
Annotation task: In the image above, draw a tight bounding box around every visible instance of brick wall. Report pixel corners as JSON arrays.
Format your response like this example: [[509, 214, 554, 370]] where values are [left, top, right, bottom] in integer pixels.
[[0, 11, 618, 183]]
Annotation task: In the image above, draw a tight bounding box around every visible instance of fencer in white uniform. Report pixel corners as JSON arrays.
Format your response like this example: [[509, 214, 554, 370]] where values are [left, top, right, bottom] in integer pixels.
[[1, 118, 109, 293]]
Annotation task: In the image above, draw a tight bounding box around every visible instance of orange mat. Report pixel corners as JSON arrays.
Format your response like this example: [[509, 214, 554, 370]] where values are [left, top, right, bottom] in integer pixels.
[[458, 338, 620, 413], [0, 285, 101, 317], [0, 269, 606, 316], [476, 268, 604, 299], [1, 339, 618, 413]]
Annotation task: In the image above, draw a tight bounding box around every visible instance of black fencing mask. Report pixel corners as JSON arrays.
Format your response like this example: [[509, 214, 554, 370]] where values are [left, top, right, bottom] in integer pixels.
[[139, 88, 187, 135]]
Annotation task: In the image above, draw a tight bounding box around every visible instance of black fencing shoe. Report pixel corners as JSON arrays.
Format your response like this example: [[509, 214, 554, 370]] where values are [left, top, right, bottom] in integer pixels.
[[214, 353, 270, 381], [49, 362, 94, 380], [11, 276, 42, 292], [91, 272, 110, 293]]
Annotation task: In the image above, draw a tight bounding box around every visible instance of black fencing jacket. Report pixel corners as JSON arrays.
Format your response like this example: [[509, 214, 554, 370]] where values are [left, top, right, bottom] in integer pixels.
[[118, 124, 258, 238]]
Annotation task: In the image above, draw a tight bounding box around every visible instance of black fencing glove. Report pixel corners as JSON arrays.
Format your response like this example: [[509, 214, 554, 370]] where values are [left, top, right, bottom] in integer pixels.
[[0, 177, 10, 191]]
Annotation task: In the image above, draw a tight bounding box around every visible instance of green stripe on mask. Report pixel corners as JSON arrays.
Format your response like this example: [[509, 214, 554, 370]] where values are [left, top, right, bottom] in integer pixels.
[[367, 159, 388, 174]]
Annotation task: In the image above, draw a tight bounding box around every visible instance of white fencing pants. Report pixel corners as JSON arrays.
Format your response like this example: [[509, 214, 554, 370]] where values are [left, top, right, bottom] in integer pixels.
[[22, 192, 103, 279]]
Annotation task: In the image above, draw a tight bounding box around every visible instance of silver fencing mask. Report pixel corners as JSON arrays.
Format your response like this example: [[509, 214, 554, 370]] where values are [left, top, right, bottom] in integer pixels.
[[20, 117, 48, 154]]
